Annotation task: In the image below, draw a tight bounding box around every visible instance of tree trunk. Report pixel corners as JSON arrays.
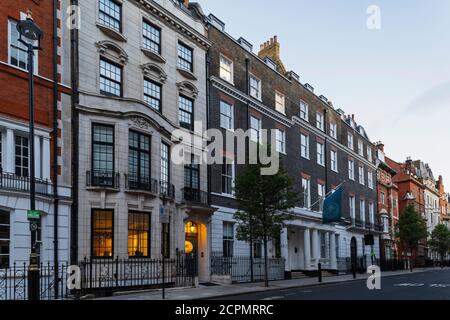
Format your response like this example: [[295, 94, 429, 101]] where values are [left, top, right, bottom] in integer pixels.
[[263, 233, 269, 287]]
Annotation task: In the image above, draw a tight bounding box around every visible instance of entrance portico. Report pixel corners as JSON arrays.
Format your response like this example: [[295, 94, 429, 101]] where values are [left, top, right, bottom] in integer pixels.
[[281, 222, 338, 274]]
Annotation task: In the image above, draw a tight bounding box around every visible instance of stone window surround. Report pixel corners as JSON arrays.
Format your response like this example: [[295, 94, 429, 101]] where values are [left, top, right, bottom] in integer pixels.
[[0, 119, 51, 180]]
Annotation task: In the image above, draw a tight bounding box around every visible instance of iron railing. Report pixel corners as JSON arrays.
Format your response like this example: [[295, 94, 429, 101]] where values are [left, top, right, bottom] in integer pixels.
[[0, 171, 51, 195], [160, 181, 175, 199], [182, 187, 208, 205], [0, 262, 69, 300], [211, 252, 285, 283], [125, 174, 158, 193], [78, 255, 196, 294], [86, 170, 120, 189]]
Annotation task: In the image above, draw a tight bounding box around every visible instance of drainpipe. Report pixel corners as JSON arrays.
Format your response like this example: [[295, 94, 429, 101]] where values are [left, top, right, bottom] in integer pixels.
[[245, 57, 254, 282], [70, 0, 80, 266], [206, 50, 211, 206], [52, 0, 59, 299]]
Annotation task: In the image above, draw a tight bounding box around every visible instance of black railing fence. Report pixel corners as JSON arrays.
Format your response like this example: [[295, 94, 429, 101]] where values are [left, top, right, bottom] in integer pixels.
[[0, 262, 69, 300], [125, 174, 158, 193], [182, 188, 208, 205], [0, 171, 50, 195], [86, 170, 120, 189], [211, 252, 285, 283], [78, 255, 196, 294]]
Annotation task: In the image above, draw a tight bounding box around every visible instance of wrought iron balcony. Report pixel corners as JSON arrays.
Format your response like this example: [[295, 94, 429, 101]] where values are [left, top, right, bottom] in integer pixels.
[[0, 171, 51, 195], [160, 181, 175, 199], [86, 170, 120, 189], [182, 187, 208, 205], [125, 174, 158, 194]]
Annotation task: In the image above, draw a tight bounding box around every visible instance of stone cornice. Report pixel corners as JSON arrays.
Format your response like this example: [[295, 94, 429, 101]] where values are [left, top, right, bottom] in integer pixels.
[[133, 0, 211, 49]]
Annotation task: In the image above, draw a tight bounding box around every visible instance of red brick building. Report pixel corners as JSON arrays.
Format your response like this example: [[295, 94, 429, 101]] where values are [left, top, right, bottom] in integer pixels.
[[375, 143, 399, 260], [437, 176, 449, 226], [0, 1, 72, 268], [386, 157, 427, 265]]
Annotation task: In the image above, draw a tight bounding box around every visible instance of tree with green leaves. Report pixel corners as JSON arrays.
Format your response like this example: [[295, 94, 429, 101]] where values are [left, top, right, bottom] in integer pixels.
[[429, 224, 450, 268], [234, 163, 299, 287], [397, 205, 428, 271]]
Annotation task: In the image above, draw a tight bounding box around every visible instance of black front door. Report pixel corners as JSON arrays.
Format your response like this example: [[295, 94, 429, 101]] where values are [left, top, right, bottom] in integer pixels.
[[351, 237, 357, 273]]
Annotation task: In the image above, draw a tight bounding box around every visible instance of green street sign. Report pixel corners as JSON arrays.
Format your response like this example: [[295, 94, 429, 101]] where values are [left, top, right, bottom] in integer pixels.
[[27, 210, 41, 220]]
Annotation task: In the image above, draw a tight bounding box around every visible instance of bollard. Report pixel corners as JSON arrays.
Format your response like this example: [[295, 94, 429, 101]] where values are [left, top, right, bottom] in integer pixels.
[[318, 263, 322, 283]]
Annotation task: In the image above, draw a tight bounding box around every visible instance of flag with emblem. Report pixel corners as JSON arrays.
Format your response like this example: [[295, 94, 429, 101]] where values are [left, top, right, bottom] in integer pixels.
[[322, 184, 344, 224]]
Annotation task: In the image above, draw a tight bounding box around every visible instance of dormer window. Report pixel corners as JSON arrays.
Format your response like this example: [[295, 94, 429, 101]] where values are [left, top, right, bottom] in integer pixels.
[[99, 0, 122, 32]]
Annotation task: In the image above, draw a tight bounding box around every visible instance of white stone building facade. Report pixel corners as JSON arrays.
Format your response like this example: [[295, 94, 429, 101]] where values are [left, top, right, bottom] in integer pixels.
[[74, 0, 213, 281]]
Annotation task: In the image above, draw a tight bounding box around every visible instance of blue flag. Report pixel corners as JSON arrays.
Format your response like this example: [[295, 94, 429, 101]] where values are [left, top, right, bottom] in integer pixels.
[[323, 185, 344, 224]]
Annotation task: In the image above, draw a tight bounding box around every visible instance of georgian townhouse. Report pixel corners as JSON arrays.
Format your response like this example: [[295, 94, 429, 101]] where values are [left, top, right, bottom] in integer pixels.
[[72, 0, 213, 282], [375, 143, 399, 260], [206, 14, 380, 279], [0, 1, 72, 268]]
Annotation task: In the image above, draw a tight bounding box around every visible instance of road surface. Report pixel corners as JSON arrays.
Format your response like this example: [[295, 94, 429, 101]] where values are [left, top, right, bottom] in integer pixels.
[[214, 269, 450, 300]]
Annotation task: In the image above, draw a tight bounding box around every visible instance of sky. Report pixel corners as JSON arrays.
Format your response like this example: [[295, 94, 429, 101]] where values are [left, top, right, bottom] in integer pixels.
[[199, 0, 450, 188]]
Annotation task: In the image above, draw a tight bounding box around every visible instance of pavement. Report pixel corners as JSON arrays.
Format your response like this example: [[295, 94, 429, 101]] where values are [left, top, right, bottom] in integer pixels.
[[97, 267, 448, 300]]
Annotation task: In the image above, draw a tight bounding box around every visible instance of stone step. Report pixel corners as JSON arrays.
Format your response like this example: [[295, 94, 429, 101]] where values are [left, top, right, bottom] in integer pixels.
[[291, 272, 308, 279]]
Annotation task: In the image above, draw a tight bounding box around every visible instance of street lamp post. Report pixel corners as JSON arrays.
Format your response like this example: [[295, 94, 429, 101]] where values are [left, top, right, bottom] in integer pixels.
[[16, 10, 43, 301]]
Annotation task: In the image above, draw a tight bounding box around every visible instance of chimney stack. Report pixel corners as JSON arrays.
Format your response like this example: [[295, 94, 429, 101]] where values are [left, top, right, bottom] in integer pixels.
[[258, 35, 286, 74]]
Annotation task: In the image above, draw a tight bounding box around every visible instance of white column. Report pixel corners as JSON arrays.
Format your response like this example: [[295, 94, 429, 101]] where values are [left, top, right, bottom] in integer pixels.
[[280, 227, 290, 271], [34, 135, 41, 179], [5, 129, 15, 173], [312, 229, 319, 267], [42, 137, 51, 180], [303, 228, 311, 270], [330, 232, 337, 270]]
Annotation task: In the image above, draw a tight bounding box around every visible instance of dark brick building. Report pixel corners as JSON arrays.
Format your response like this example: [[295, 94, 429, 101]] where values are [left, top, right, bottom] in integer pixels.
[[206, 14, 379, 277]]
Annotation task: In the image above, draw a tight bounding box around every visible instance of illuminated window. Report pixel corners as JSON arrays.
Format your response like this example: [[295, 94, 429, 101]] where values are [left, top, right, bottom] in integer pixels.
[[128, 212, 150, 257], [92, 210, 114, 258]]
